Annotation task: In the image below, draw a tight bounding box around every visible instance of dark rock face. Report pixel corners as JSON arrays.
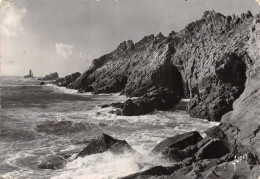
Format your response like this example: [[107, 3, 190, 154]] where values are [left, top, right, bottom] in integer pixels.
[[121, 165, 181, 179], [54, 72, 81, 87], [108, 140, 136, 155], [121, 125, 259, 178], [69, 35, 184, 98], [118, 88, 180, 116], [151, 131, 202, 154], [187, 53, 247, 121], [41, 72, 59, 81], [76, 134, 119, 158], [76, 134, 135, 158], [151, 131, 203, 162], [195, 139, 230, 159], [39, 82, 45, 85]]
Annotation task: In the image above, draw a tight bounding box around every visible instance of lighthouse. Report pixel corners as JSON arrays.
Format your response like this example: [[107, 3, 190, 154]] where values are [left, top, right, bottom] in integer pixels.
[[24, 70, 34, 78]]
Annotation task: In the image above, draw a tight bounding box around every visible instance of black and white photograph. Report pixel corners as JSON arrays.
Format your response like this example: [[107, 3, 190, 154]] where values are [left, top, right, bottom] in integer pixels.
[[0, 0, 260, 178]]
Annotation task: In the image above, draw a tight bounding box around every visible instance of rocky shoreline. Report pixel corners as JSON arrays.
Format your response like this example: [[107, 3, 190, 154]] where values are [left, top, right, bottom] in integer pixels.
[[39, 11, 260, 178]]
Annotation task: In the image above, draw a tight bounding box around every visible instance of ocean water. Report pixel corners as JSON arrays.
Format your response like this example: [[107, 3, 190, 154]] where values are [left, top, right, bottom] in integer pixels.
[[0, 76, 219, 179]]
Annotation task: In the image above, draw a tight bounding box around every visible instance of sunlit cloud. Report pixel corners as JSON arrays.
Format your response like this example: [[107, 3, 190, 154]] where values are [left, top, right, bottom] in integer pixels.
[[55, 43, 74, 59]]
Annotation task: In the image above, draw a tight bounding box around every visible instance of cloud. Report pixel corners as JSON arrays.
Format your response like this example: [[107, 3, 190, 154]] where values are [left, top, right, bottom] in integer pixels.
[[1, 5, 27, 37], [79, 52, 92, 62], [256, 0, 260, 6], [55, 43, 74, 58]]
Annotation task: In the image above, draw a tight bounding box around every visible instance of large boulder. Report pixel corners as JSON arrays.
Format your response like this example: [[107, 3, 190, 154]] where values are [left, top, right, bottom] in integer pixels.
[[108, 140, 137, 155], [119, 88, 180, 116], [151, 131, 202, 154], [76, 134, 135, 158]]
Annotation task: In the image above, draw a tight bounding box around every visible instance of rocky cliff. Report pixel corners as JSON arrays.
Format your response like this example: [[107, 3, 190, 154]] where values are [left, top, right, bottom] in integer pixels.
[[70, 11, 257, 120], [69, 10, 260, 159]]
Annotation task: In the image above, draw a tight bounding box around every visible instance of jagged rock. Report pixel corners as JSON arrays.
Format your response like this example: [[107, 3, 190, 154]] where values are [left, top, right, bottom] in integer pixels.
[[121, 98, 154, 116], [41, 72, 59, 81], [38, 155, 66, 170], [119, 88, 180, 116], [76, 133, 119, 158], [108, 140, 137, 155], [151, 131, 202, 154], [219, 18, 260, 155], [117, 11, 260, 178], [67, 10, 257, 124], [54, 72, 81, 87], [69, 32, 184, 98], [76, 134, 134, 158]]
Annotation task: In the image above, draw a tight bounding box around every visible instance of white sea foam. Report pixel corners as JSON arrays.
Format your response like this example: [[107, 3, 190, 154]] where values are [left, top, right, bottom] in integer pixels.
[[52, 151, 170, 179]]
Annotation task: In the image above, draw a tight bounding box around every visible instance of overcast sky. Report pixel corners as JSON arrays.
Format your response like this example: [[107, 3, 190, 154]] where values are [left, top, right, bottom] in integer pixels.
[[1, 0, 260, 77]]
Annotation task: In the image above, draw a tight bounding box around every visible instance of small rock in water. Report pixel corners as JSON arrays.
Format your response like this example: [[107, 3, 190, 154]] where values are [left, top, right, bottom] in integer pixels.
[[76, 133, 136, 158], [38, 155, 66, 170]]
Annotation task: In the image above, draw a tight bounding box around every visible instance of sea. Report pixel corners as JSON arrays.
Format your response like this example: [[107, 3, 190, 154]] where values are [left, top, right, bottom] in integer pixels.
[[0, 76, 219, 179]]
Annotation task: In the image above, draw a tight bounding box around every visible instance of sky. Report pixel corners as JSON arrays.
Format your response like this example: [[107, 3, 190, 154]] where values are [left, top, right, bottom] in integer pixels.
[[1, 0, 260, 77]]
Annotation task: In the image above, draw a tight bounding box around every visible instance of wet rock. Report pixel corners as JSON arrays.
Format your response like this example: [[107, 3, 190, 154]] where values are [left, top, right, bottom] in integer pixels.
[[38, 155, 66, 170], [195, 139, 230, 160], [39, 82, 45, 85], [100, 104, 110, 108], [109, 140, 137, 155], [100, 102, 124, 109], [121, 98, 154, 116], [120, 165, 181, 179], [151, 131, 202, 154], [120, 88, 180, 116], [76, 133, 119, 158], [76, 134, 134, 158]]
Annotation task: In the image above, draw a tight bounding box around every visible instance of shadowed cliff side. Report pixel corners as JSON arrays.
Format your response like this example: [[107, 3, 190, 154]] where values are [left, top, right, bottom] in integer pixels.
[[69, 34, 184, 98], [221, 15, 260, 156]]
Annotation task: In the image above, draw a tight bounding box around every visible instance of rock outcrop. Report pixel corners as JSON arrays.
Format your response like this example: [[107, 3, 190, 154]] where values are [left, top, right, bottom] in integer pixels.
[[118, 88, 180, 116], [69, 35, 184, 98], [68, 10, 258, 123], [121, 127, 259, 179], [76, 133, 136, 158], [40, 72, 59, 81], [221, 15, 260, 156], [54, 72, 81, 87]]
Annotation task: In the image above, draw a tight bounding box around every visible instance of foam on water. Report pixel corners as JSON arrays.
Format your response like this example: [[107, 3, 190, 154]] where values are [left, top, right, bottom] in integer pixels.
[[52, 151, 171, 179], [1, 76, 219, 179]]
